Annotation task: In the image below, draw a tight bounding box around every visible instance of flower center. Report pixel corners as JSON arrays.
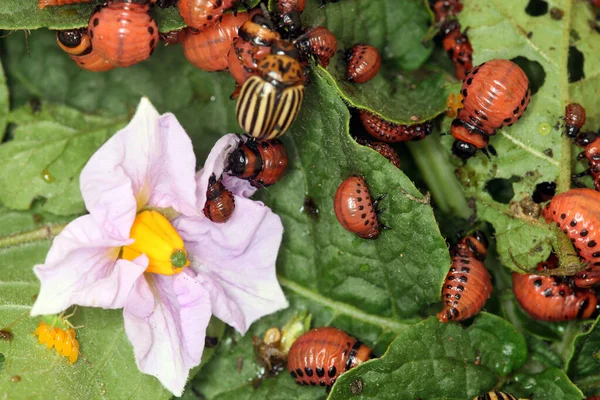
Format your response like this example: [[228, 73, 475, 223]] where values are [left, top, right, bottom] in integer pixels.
[[121, 210, 190, 275]]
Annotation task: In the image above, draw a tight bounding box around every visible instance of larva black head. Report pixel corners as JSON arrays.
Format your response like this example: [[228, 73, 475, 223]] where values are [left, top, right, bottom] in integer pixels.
[[226, 147, 247, 176], [440, 20, 460, 36], [565, 125, 580, 139], [56, 29, 84, 48], [532, 181, 557, 203], [452, 140, 477, 159], [252, 14, 275, 30], [271, 40, 300, 60], [279, 11, 303, 38], [575, 132, 598, 147], [473, 231, 488, 249]]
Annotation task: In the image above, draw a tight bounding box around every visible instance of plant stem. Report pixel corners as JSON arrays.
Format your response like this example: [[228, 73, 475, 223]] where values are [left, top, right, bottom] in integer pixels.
[[407, 137, 472, 219], [0, 224, 66, 249]]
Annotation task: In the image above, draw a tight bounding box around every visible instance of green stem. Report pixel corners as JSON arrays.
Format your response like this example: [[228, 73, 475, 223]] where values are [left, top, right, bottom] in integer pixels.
[[0, 224, 66, 249], [407, 137, 472, 219], [277, 275, 412, 333]]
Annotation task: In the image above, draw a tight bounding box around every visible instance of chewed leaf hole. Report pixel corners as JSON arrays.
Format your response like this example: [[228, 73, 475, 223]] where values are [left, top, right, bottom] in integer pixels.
[[525, 0, 548, 16], [510, 56, 546, 95], [485, 177, 519, 204], [568, 46, 585, 83]]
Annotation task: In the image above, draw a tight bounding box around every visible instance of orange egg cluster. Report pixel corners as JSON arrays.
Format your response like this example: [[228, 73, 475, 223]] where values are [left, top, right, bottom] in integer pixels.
[[34, 320, 80, 364]]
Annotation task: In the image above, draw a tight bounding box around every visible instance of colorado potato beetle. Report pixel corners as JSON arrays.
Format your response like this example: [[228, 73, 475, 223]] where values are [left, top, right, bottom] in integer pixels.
[[438, 231, 492, 322], [34, 320, 80, 364], [39, 0, 91, 9], [236, 53, 305, 140], [543, 188, 600, 288], [440, 20, 473, 80], [573, 132, 600, 192], [203, 175, 235, 223], [334, 175, 385, 239], [451, 59, 530, 159], [226, 139, 289, 187], [359, 110, 433, 143], [473, 392, 518, 400], [512, 253, 599, 321], [56, 29, 115, 72], [432, 0, 463, 23], [88, 0, 159, 68], [346, 44, 381, 83], [183, 11, 252, 71], [178, 0, 236, 30], [287, 327, 372, 388], [296, 26, 337, 67], [227, 14, 281, 86], [564, 103, 587, 138]]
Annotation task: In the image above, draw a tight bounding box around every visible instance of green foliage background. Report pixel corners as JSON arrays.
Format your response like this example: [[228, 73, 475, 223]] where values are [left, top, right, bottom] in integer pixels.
[[0, 0, 599, 399]]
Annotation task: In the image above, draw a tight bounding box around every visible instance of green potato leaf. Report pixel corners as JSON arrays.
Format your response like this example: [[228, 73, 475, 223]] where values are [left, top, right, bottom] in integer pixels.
[[0, 59, 8, 140], [566, 316, 600, 396], [503, 368, 585, 400], [328, 313, 527, 400]]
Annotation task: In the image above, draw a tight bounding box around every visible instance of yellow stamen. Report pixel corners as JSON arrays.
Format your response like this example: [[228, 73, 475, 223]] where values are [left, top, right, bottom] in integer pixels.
[[122, 210, 190, 275]]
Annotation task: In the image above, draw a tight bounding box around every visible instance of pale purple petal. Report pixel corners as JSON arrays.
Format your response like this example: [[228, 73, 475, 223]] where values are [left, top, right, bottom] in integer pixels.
[[80, 98, 198, 240], [175, 196, 288, 334], [123, 271, 211, 396], [30, 215, 147, 316], [196, 134, 257, 209]]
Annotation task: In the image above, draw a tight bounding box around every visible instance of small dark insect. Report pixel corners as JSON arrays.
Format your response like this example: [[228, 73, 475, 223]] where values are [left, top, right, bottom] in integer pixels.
[[178, 0, 236, 30], [88, 0, 158, 68], [359, 110, 433, 143], [451, 59, 530, 159], [346, 44, 382, 83], [473, 392, 518, 400], [303, 196, 320, 220], [440, 20, 473, 80], [334, 175, 385, 239], [512, 253, 600, 321], [564, 103, 587, 138], [29, 98, 42, 113], [543, 188, 600, 288], [0, 329, 13, 341], [287, 327, 372, 388], [432, 0, 463, 23], [227, 139, 289, 187], [550, 7, 564, 20], [203, 175, 235, 223], [11, 376, 21, 383], [205, 336, 219, 348], [438, 231, 492, 322]]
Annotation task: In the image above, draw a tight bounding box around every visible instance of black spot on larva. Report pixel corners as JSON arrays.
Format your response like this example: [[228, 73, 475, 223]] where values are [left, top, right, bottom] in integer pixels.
[[448, 276, 456, 280], [543, 288, 553, 297], [455, 294, 461, 299], [459, 276, 468, 283], [462, 88, 468, 97], [504, 117, 512, 123], [148, 26, 154, 34], [466, 78, 473, 85], [513, 106, 520, 115], [150, 39, 156, 48], [570, 220, 577, 227], [581, 230, 588, 237], [93, 18, 99, 26], [461, 267, 470, 273], [592, 252, 600, 258], [447, 285, 453, 289], [296, 368, 304, 377], [291, 371, 297, 378], [560, 213, 566, 219], [533, 279, 542, 287], [316, 367, 325, 377], [588, 241, 597, 248], [328, 366, 337, 378], [305, 368, 313, 377], [457, 285, 465, 291]]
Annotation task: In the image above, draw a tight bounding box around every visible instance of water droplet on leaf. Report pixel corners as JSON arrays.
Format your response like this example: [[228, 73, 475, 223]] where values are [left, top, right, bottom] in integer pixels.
[[538, 122, 552, 136]]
